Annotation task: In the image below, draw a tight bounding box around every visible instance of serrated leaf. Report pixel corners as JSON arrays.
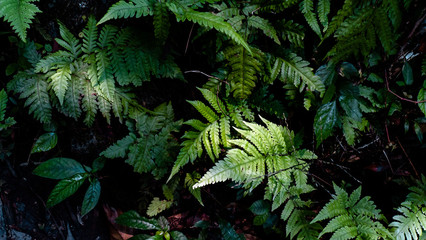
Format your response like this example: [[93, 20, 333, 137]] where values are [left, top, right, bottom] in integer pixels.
[[314, 101, 338, 146], [115, 210, 160, 230], [81, 179, 101, 216], [0, 89, 7, 121], [31, 132, 58, 153], [146, 197, 172, 217], [101, 133, 137, 158], [367, 73, 383, 83], [47, 173, 88, 208], [33, 158, 89, 179], [418, 88, 426, 117], [249, 200, 270, 215], [0, 0, 42, 41]]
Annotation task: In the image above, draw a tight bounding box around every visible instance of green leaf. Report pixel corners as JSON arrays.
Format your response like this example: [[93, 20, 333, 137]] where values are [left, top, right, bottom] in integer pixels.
[[31, 132, 58, 153], [402, 62, 413, 86], [249, 200, 270, 215], [0, 0, 42, 41], [367, 73, 383, 83], [414, 122, 423, 143], [81, 179, 101, 216], [47, 173, 88, 208], [167, 4, 251, 55], [314, 101, 338, 146], [218, 219, 245, 240], [101, 133, 137, 158], [316, 64, 336, 87], [92, 157, 106, 173], [147, 197, 172, 217], [169, 231, 188, 240], [33, 158, 89, 180], [98, 0, 154, 25], [247, 16, 280, 44], [0, 89, 7, 121], [115, 210, 160, 230], [418, 88, 426, 117]]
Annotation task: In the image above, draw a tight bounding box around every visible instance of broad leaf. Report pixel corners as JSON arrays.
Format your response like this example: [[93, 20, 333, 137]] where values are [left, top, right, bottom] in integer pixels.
[[47, 173, 88, 207], [115, 210, 160, 230], [249, 200, 270, 215], [33, 158, 89, 179], [314, 101, 338, 146], [81, 179, 101, 216], [31, 132, 58, 153], [418, 88, 426, 117]]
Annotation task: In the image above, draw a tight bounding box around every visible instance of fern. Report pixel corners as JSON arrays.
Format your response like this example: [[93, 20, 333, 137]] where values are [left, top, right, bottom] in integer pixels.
[[247, 16, 280, 45], [102, 102, 182, 179], [153, 1, 170, 44], [13, 16, 182, 125], [224, 45, 265, 99], [390, 175, 426, 240], [279, 20, 305, 48], [300, 0, 322, 37], [272, 53, 325, 94], [168, 88, 252, 181], [311, 184, 392, 239], [97, 0, 154, 25], [17, 74, 52, 124], [0, 0, 41, 41], [194, 116, 315, 192], [167, 2, 251, 54], [317, 0, 330, 30]]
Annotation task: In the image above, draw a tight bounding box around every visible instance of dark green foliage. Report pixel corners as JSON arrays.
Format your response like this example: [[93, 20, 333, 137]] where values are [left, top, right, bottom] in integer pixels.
[[33, 157, 103, 216], [0, 89, 16, 131], [390, 175, 426, 240], [101, 103, 182, 179], [116, 211, 188, 240], [0, 0, 41, 41], [9, 16, 182, 126], [311, 184, 392, 239], [168, 88, 253, 181]]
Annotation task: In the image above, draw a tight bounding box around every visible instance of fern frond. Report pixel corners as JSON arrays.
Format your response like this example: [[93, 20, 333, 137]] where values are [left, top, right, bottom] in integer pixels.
[[225, 45, 264, 99], [324, 0, 354, 39], [373, 7, 395, 55], [247, 16, 280, 44], [81, 80, 98, 126], [300, 0, 322, 37], [187, 100, 219, 123], [168, 89, 247, 181], [97, 95, 112, 124], [312, 184, 391, 239], [49, 65, 71, 105], [56, 22, 82, 58], [280, 20, 305, 48], [275, 53, 325, 93], [0, 0, 41, 41], [62, 76, 82, 120], [153, 2, 170, 44], [20, 77, 52, 123], [194, 117, 314, 191], [167, 3, 251, 54], [95, 50, 115, 100], [82, 16, 98, 55], [317, 0, 330, 30], [383, 0, 402, 28], [254, 0, 300, 12], [98, 0, 154, 25], [390, 176, 426, 240]]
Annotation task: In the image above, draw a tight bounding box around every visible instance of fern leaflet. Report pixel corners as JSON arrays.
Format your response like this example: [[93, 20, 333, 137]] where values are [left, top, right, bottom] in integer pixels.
[[0, 0, 41, 41], [98, 0, 154, 25]]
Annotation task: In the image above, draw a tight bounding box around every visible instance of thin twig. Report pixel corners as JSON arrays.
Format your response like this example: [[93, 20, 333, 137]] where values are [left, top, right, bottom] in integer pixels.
[[185, 70, 222, 80], [382, 150, 394, 174], [308, 173, 332, 187], [356, 137, 379, 150], [184, 23, 195, 55], [385, 69, 426, 104], [396, 137, 419, 178]]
